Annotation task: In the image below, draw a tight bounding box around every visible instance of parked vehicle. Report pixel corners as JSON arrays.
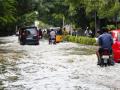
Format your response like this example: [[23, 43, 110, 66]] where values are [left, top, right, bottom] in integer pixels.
[[56, 28, 63, 43], [110, 30, 120, 63], [18, 26, 39, 45]]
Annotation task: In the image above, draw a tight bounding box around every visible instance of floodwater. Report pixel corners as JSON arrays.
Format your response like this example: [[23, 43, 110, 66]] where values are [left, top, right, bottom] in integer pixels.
[[0, 36, 120, 90]]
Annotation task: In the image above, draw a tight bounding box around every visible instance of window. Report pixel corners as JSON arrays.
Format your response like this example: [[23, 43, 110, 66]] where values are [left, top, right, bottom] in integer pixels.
[[26, 28, 37, 35]]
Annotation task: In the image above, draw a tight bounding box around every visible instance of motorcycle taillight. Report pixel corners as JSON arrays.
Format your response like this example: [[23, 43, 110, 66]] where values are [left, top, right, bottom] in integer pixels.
[[22, 33, 25, 35]]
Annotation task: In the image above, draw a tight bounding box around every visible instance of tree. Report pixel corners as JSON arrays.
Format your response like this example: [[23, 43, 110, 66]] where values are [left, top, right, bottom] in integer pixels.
[[65, 0, 120, 31], [35, 0, 69, 27], [16, 0, 38, 27], [0, 0, 16, 35]]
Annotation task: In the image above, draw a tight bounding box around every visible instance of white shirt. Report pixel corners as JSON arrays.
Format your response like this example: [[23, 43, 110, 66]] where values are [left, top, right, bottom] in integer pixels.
[[50, 31, 56, 38]]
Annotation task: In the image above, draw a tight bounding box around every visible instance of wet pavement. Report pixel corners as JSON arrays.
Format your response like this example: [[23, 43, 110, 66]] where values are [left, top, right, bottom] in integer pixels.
[[0, 36, 120, 90]]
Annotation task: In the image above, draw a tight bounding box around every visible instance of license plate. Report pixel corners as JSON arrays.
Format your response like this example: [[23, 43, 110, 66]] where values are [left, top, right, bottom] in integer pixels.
[[102, 55, 109, 59], [26, 38, 32, 40], [104, 59, 108, 63]]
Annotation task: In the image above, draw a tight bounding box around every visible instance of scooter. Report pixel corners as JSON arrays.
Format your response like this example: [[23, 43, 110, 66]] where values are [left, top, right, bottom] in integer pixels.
[[49, 38, 56, 45], [97, 48, 114, 67]]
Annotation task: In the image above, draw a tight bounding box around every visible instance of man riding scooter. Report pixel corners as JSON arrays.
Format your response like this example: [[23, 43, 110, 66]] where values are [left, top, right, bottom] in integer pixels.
[[49, 29, 56, 44], [97, 27, 114, 65]]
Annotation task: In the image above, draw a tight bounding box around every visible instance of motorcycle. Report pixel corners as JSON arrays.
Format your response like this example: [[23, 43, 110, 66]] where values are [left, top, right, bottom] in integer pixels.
[[49, 38, 56, 45], [97, 48, 114, 67]]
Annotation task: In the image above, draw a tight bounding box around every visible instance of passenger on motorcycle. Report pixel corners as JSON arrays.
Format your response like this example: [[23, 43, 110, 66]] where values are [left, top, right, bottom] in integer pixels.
[[49, 29, 56, 44], [97, 27, 113, 65]]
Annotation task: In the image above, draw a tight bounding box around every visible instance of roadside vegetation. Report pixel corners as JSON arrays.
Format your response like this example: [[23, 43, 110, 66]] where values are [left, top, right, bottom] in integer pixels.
[[64, 35, 96, 45]]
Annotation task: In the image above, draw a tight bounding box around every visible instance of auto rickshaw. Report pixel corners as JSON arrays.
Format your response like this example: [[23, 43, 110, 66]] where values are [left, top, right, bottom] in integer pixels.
[[56, 28, 63, 43]]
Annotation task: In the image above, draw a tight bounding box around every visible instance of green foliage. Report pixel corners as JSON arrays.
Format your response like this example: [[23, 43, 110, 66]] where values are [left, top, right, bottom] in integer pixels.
[[16, 0, 37, 16], [1, 0, 120, 36], [66, 0, 120, 19], [17, 11, 38, 26], [36, 0, 69, 27], [64, 35, 96, 45], [106, 24, 116, 30], [65, 0, 120, 30], [0, 0, 16, 26], [16, 0, 39, 26], [0, 0, 16, 35], [98, 0, 120, 19], [38, 21, 52, 28]]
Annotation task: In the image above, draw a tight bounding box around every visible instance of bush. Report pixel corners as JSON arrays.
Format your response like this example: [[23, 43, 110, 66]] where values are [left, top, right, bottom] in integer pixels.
[[63, 35, 96, 45]]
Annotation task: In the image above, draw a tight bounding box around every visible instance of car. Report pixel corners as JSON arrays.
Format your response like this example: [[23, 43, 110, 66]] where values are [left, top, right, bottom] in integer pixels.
[[18, 26, 39, 45], [110, 30, 120, 63]]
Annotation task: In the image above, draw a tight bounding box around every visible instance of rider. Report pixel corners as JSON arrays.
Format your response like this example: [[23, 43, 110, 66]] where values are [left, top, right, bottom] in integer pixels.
[[49, 29, 56, 44], [97, 27, 113, 65], [39, 29, 43, 39]]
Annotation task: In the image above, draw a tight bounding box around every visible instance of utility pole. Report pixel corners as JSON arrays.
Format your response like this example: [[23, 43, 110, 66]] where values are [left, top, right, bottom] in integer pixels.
[[115, 15, 118, 29], [63, 16, 65, 28], [92, 0, 99, 36], [95, 11, 97, 36]]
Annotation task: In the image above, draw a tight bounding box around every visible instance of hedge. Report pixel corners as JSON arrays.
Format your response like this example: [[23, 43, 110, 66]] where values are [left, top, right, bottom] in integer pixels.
[[63, 35, 96, 45]]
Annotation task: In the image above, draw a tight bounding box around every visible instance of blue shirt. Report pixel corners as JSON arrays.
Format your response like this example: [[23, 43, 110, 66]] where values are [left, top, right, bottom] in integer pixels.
[[98, 32, 113, 49]]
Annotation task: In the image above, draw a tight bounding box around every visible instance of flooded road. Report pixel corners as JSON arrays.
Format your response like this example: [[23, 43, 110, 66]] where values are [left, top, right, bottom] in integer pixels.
[[0, 36, 120, 90]]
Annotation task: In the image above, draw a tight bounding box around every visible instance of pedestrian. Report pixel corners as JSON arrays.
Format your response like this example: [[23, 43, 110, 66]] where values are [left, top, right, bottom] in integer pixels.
[[84, 27, 89, 36]]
